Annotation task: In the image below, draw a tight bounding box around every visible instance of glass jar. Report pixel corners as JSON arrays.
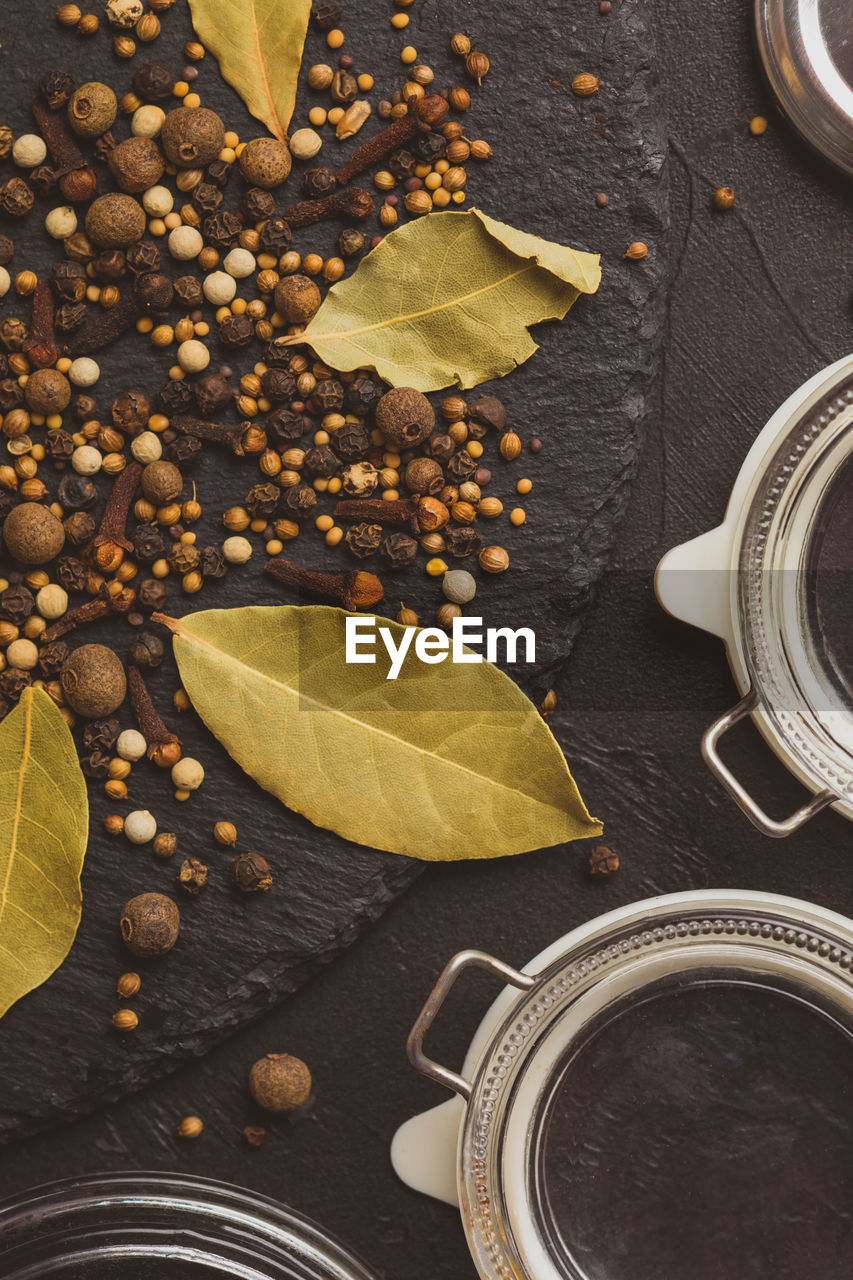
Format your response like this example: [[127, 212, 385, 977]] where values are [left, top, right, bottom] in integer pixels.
[[394, 890, 853, 1280], [658, 353, 853, 835], [0, 1172, 378, 1280]]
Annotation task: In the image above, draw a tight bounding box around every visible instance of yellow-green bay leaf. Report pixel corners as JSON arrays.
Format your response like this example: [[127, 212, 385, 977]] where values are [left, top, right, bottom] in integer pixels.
[[158, 605, 601, 861], [0, 687, 88, 1019], [291, 208, 601, 391], [187, 0, 312, 141]]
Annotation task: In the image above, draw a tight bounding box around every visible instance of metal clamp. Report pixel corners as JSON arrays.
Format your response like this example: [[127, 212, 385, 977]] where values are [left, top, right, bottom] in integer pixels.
[[701, 690, 835, 837], [406, 950, 535, 1102]]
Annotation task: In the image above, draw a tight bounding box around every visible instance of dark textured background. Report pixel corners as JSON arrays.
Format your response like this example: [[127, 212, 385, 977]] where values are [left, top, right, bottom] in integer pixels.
[[1, 0, 852, 1277]]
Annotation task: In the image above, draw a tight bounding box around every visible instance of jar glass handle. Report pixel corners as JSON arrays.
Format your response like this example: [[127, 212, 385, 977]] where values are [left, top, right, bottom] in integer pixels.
[[407, 949, 535, 1102], [701, 690, 835, 837]]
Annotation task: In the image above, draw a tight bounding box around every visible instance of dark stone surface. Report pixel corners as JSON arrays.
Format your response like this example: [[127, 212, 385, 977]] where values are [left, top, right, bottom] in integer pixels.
[[12, 1, 852, 1278], [0, 0, 666, 1145]]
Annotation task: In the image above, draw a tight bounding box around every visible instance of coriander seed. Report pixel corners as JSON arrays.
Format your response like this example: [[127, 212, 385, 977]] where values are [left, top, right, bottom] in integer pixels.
[[112, 1009, 138, 1031], [117, 971, 141, 998], [214, 820, 237, 846], [177, 1115, 204, 1139]]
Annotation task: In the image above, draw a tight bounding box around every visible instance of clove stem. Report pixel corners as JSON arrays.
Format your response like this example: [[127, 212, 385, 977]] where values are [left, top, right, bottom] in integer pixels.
[[263, 557, 384, 610]]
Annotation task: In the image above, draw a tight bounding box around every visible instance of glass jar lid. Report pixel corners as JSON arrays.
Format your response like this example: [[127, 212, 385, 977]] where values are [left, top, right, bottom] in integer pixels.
[[406, 892, 853, 1280], [0, 1173, 378, 1280]]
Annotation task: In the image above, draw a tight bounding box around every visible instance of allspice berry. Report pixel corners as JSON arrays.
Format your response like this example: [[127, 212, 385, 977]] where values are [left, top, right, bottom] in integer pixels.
[[85, 193, 147, 248], [376, 387, 435, 449], [141, 459, 182, 504], [249, 1053, 312, 1113], [108, 136, 165, 193], [3, 502, 65, 565], [25, 368, 72, 414], [273, 274, 321, 324], [160, 107, 226, 168], [61, 643, 127, 716], [120, 892, 180, 957], [239, 137, 292, 189], [68, 81, 118, 137]]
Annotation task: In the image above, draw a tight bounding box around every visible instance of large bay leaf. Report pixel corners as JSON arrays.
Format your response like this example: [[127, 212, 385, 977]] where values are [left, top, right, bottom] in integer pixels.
[[291, 208, 601, 391], [158, 605, 601, 861], [0, 687, 88, 1019], [187, 0, 311, 141]]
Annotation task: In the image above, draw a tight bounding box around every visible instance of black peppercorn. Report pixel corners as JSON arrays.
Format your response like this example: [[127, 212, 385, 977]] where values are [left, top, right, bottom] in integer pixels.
[[0, 378, 23, 413], [52, 261, 88, 303], [0, 492, 14, 524], [30, 166, 58, 199], [39, 640, 70, 679], [205, 158, 232, 188], [132, 61, 175, 101], [468, 394, 506, 432], [312, 379, 345, 413], [135, 272, 173, 315], [423, 433, 456, 464], [345, 522, 382, 558], [241, 187, 275, 221], [446, 451, 478, 482], [165, 436, 202, 467], [245, 482, 281, 518], [120, 892, 180, 957], [55, 303, 87, 333], [177, 857, 208, 895], [80, 748, 111, 779], [0, 583, 35, 624], [172, 276, 204, 310], [280, 483, 317, 522], [589, 844, 620, 877], [92, 249, 126, 281], [0, 236, 13, 267], [112, 389, 151, 433], [128, 631, 165, 669], [194, 371, 231, 418], [331, 420, 371, 462], [0, 179, 35, 219], [266, 408, 309, 446], [258, 217, 293, 257], [46, 428, 75, 464], [137, 578, 169, 611], [82, 716, 120, 752], [260, 369, 296, 403], [0, 668, 32, 702], [41, 68, 76, 110], [71, 394, 97, 423], [262, 336, 295, 369], [132, 526, 166, 563], [337, 227, 365, 258], [167, 543, 201, 574], [158, 378, 194, 415], [62, 511, 96, 545], [381, 532, 418, 568], [56, 555, 89, 591], [0, 318, 27, 351], [192, 182, 223, 216], [126, 239, 162, 274], [219, 313, 255, 347], [232, 852, 273, 892], [415, 132, 447, 164], [301, 166, 338, 199], [200, 545, 227, 578], [388, 147, 418, 180], [444, 525, 482, 557], [302, 445, 340, 479], [344, 377, 382, 417], [202, 211, 242, 250], [311, 0, 341, 27]]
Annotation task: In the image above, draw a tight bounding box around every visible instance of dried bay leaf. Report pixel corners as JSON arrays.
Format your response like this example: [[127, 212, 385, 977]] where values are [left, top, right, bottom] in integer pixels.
[[158, 605, 602, 861], [291, 208, 601, 391], [187, 0, 312, 141], [0, 687, 88, 1019]]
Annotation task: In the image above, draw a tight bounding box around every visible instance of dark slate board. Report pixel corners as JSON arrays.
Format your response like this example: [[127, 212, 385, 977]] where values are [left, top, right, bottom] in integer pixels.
[[0, 0, 667, 1140]]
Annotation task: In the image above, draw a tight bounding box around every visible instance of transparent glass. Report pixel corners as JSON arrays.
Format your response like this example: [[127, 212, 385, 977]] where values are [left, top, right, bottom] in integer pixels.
[[455, 893, 853, 1280], [0, 1173, 377, 1280]]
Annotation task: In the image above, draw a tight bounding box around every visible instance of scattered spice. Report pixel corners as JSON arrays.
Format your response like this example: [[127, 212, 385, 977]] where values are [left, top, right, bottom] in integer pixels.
[[120, 891, 180, 957], [243, 1124, 266, 1147], [588, 844, 620, 877], [116, 971, 141, 998], [713, 185, 735, 210], [177, 1115, 204, 1139], [249, 1053, 312, 1112], [231, 851, 273, 893]]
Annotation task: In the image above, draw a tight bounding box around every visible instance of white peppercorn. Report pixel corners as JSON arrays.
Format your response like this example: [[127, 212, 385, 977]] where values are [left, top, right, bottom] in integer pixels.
[[202, 270, 237, 305], [6, 638, 39, 669], [12, 134, 47, 168], [223, 247, 256, 278], [171, 757, 204, 791], [116, 728, 147, 761], [68, 357, 99, 387], [124, 809, 157, 844], [168, 225, 204, 260], [131, 431, 163, 463], [71, 445, 102, 475], [0, 268, 9, 298], [289, 128, 323, 160], [442, 569, 477, 603], [222, 535, 252, 564], [177, 339, 210, 373], [131, 105, 165, 138], [142, 184, 173, 216], [45, 206, 78, 239], [36, 584, 68, 619]]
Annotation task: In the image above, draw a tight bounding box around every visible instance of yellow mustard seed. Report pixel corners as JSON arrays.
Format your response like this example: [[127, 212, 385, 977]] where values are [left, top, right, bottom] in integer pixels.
[[183, 93, 202, 110], [316, 514, 334, 532], [357, 73, 374, 91], [173, 81, 189, 98], [391, 12, 409, 28], [749, 115, 768, 136], [308, 107, 327, 126], [517, 477, 533, 494], [325, 526, 343, 546], [510, 508, 526, 526], [326, 27, 344, 47], [401, 44, 417, 62], [432, 188, 451, 206]]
